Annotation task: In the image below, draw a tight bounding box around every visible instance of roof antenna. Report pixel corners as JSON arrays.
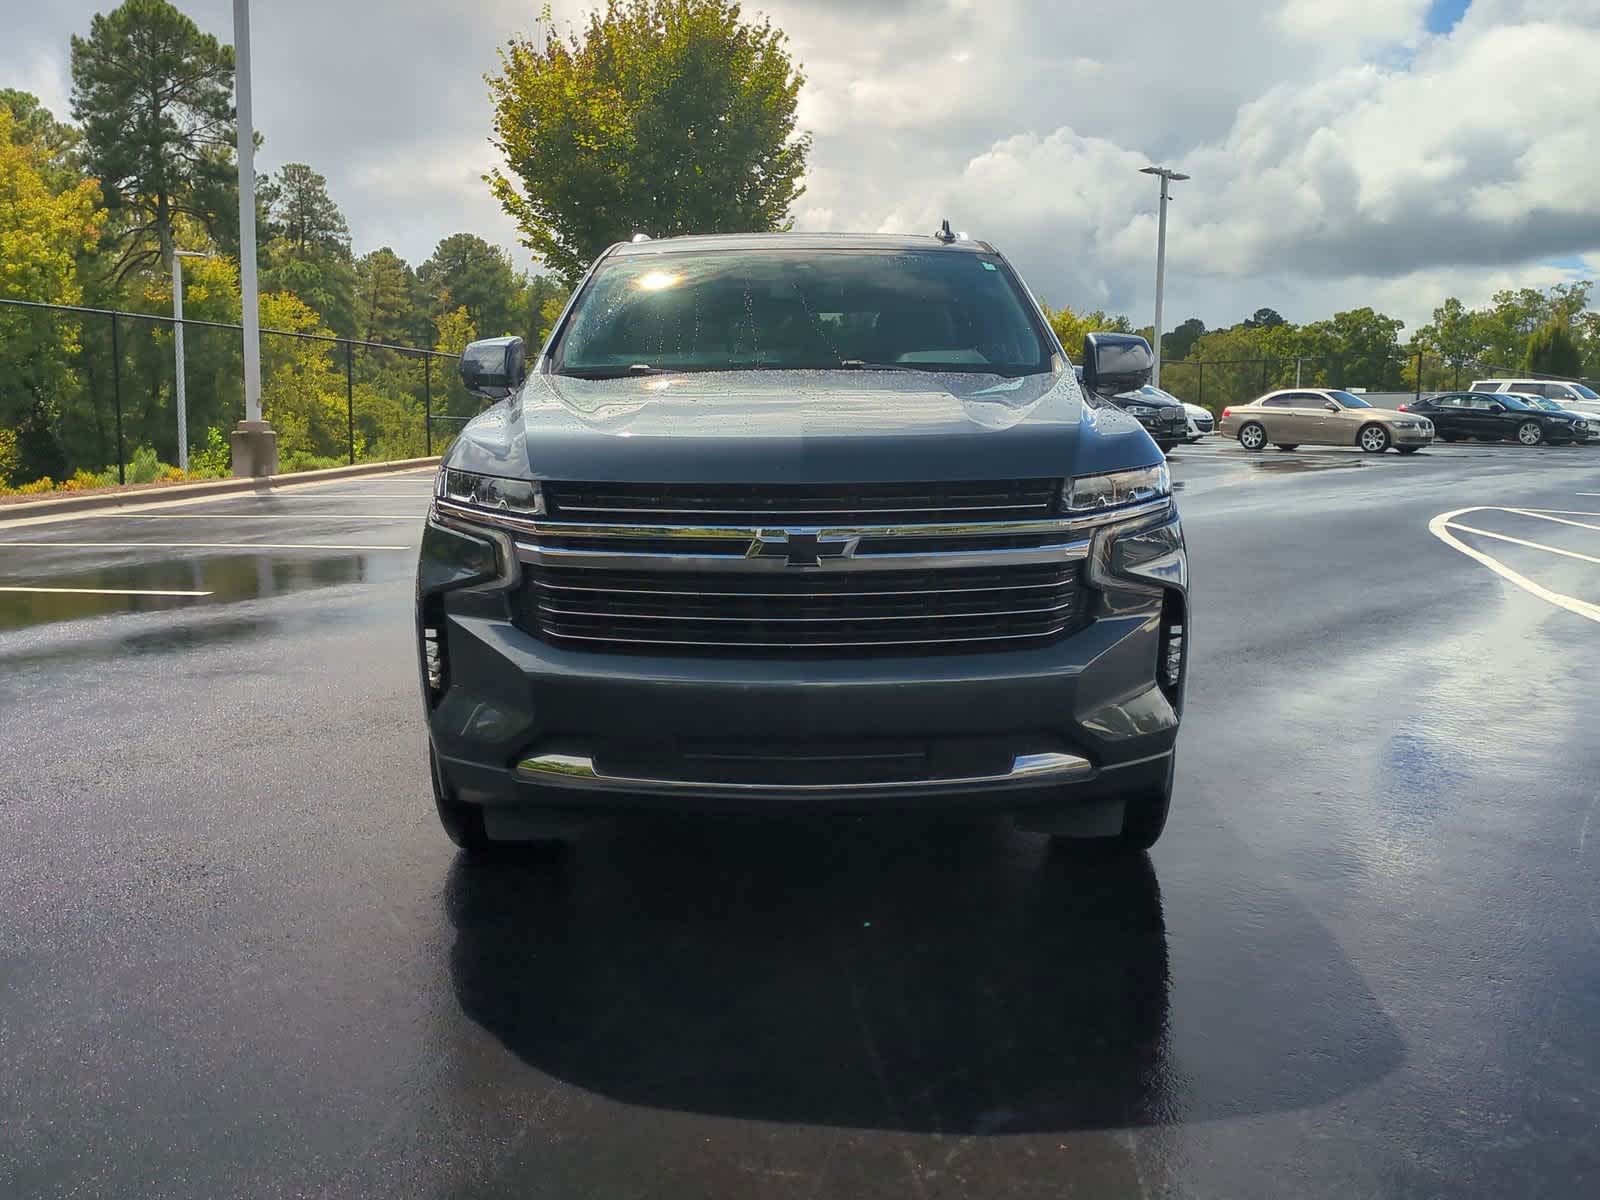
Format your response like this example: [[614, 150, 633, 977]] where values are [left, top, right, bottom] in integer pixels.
[[934, 219, 956, 245]]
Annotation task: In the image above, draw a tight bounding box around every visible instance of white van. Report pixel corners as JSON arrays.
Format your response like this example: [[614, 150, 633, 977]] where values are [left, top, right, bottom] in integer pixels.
[[1470, 378, 1600, 421]]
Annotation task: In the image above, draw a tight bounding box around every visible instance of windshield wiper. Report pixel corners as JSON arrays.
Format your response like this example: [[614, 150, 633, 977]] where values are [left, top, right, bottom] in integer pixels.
[[559, 363, 669, 379], [838, 360, 943, 372]]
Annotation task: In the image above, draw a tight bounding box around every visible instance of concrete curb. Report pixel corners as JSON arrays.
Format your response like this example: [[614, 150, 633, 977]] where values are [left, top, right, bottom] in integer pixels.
[[0, 456, 441, 520]]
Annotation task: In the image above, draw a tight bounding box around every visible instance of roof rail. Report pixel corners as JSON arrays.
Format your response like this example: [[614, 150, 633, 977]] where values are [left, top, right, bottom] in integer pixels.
[[630, 232, 652, 243]]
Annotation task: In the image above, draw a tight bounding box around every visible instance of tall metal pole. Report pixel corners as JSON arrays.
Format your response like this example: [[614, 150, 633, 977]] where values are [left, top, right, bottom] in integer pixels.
[[111, 313, 124, 485], [234, 0, 261, 423], [1152, 174, 1169, 389], [1141, 166, 1188, 389], [172, 254, 189, 471]]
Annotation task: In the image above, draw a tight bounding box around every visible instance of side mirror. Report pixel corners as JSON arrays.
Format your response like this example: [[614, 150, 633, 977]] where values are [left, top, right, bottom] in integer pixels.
[[459, 336, 527, 400], [1081, 332, 1155, 397], [1488, 403, 1505, 414], [1325, 401, 1340, 412]]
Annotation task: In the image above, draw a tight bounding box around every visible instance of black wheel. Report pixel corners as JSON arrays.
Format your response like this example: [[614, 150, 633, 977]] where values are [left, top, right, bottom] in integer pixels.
[[1358, 423, 1391, 453], [431, 746, 493, 852], [1516, 421, 1544, 447], [1396, 446, 1421, 455], [1237, 421, 1267, 451], [1274, 444, 1299, 451], [1053, 754, 1173, 857]]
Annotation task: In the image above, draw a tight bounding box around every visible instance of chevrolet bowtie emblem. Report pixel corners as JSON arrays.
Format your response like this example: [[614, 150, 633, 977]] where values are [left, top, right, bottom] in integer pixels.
[[748, 530, 856, 568]]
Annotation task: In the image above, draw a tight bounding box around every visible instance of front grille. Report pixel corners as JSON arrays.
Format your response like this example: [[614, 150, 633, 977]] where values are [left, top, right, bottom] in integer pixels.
[[543, 480, 1059, 525], [517, 561, 1086, 655]]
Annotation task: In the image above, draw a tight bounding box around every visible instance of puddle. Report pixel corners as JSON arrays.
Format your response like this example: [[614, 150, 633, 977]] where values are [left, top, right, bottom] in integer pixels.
[[0, 552, 377, 633], [1250, 457, 1367, 474]]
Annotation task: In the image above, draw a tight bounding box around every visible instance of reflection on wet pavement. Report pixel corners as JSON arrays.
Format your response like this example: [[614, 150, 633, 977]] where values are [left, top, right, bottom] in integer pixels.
[[0, 552, 374, 632]]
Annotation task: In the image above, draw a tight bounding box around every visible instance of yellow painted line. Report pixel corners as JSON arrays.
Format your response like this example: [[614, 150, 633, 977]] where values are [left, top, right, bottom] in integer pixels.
[[0, 585, 212, 597], [0, 541, 412, 551]]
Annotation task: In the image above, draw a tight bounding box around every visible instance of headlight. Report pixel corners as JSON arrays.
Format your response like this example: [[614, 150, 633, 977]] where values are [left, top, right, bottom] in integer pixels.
[[1066, 463, 1171, 513], [436, 469, 545, 517], [1393, 420, 1415, 429], [1123, 404, 1156, 417]]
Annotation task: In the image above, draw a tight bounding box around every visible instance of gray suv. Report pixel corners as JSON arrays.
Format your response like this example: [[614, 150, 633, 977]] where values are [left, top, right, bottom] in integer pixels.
[[417, 233, 1188, 856]]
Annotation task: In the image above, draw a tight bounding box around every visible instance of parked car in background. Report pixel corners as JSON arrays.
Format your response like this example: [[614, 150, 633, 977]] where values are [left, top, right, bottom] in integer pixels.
[[1219, 388, 1434, 454], [1508, 394, 1598, 442], [1182, 402, 1214, 442], [1401, 391, 1588, 446], [1470, 378, 1600, 423], [1100, 383, 1188, 453]]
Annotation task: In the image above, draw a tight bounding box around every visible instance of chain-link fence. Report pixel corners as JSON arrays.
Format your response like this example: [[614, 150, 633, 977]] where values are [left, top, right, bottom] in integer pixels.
[[1159, 352, 1600, 414], [0, 297, 477, 491]]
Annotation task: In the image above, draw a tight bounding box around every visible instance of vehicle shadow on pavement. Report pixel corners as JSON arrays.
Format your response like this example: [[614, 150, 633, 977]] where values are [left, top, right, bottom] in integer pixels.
[[445, 818, 1403, 1133]]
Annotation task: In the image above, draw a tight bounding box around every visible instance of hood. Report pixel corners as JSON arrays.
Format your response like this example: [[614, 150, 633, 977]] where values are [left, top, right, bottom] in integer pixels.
[[447, 368, 1163, 484]]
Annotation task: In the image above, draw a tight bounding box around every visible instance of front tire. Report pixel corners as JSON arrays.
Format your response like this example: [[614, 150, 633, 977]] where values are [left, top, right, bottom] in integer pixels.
[[1237, 421, 1267, 450], [1053, 755, 1173, 856], [1358, 423, 1391, 453], [1516, 421, 1543, 446], [431, 746, 492, 853]]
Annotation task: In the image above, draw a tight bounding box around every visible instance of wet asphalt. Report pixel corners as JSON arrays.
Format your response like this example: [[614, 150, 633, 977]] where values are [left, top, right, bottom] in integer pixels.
[[2, 444, 1599, 1198]]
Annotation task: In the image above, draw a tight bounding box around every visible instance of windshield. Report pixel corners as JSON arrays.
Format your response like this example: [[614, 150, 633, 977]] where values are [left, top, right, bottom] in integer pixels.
[[1523, 397, 1560, 411], [553, 249, 1052, 377], [1497, 394, 1532, 410], [1572, 383, 1599, 399], [1330, 390, 1372, 408], [1118, 384, 1180, 404]]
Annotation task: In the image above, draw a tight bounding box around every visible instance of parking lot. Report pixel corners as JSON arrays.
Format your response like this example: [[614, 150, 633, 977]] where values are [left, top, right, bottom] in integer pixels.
[[3, 442, 1599, 1198]]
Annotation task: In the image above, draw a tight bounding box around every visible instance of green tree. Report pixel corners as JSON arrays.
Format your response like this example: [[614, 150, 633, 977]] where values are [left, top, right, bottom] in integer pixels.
[[354, 247, 422, 344], [1162, 316, 1205, 362], [520, 272, 569, 347], [488, 0, 811, 284], [258, 163, 356, 334], [417, 233, 520, 338], [0, 90, 82, 189], [434, 306, 478, 356], [1040, 303, 1132, 353], [1243, 307, 1285, 329], [1524, 320, 1583, 377], [1297, 307, 1405, 389], [261, 162, 350, 255], [0, 107, 106, 482], [69, 0, 237, 277]]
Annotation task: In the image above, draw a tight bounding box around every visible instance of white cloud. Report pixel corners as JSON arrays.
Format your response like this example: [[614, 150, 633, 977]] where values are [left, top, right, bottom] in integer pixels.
[[1, 0, 1596, 329]]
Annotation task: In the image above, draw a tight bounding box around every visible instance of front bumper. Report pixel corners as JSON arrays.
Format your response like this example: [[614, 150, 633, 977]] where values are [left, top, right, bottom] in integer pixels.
[[418, 505, 1187, 823], [1390, 426, 1434, 445]]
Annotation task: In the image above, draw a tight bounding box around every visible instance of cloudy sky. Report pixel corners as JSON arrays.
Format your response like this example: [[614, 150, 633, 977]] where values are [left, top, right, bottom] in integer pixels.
[[4, 0, 1598, 331]]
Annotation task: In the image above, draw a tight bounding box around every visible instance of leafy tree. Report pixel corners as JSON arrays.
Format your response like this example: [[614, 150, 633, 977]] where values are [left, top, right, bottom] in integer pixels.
[[1243, 307, 1285, 329], [417, 233, 520, 338], [1040, 303, 1132, 354], [0, 107, 106, 482], [354, 247, 422, 344], [261, 163, 350, 256], [520, 273, 569, 347], [69, 0, 237, 277], [434, 306, 478, 356], [257, 163, 356, 334], [1524, 321, 1583, 378], [0, 90, 82, 188], [1162, 316, 1205, 362], [488, 0, 811, 284], [1298, 307, 1405, 390]]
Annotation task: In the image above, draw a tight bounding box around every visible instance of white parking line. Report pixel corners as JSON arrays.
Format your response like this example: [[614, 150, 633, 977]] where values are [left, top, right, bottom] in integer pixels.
[[0, 585, 213, 597], [0, 541, 413, 551], [1501, 509, 1600, 533], [1430, 505, 1600, 624], [1444, 523, 1600, 566]]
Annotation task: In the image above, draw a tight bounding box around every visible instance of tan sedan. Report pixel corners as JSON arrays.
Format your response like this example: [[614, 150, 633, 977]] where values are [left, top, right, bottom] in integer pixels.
[[1218, 389, 1435, 454]]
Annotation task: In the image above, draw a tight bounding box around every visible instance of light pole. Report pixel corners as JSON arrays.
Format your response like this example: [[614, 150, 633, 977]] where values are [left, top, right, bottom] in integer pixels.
[[230, 0, 276, 475], [1140, 165, 1189, 389], [171, 249, 211, 471]]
